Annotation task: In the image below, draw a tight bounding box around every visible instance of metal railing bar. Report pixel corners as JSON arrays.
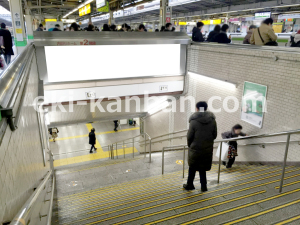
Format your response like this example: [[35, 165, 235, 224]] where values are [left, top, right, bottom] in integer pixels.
[[46, 174, 55, 225], [10, 170, 53, 225]]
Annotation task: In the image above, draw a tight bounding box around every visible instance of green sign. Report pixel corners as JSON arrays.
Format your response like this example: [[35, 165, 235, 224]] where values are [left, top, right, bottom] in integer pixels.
[[97, 1, 109, 12], [241, 81, 267, 128], [0, 111, 2, 122]]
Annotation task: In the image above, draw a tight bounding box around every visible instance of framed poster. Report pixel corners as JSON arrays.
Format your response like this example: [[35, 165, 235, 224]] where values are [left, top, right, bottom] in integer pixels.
[[241, 81, 268, 128]]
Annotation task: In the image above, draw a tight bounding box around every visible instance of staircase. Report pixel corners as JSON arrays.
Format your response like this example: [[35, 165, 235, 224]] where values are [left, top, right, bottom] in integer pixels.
[[52, 151, 300, 225]]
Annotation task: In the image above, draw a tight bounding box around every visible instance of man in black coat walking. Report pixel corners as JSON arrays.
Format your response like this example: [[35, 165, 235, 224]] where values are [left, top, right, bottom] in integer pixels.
[[89, 128, 97, 153], [192, 22, 204, 42], [0, 23, 14, 64], [183, 101, 217, 192]]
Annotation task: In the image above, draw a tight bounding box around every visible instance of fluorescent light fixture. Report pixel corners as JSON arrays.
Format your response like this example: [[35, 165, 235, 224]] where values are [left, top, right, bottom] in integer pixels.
[[148, 101, 170, 115], [63, 0, 94, 18], [188, 72, 237, 90]]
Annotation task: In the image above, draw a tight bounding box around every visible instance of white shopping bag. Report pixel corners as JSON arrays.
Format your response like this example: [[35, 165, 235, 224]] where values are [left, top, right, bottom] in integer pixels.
[[216, 142, 229, 161]]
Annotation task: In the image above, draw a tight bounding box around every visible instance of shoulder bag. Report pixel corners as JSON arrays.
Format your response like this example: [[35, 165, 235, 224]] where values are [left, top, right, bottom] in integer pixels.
[[257, 28, 278, 46]]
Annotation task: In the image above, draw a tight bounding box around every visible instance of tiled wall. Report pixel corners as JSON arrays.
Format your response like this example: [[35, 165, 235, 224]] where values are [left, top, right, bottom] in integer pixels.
[[0, 55, 49, 223], [145, 44, 300, 163]]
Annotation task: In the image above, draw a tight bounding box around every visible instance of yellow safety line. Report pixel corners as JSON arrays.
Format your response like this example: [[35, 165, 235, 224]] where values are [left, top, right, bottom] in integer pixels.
[[275, 215, 300, 225], [57, 164, 265, 202], [57, 165, 276, 210], [53, 124, 139, 167], [61, 167, 300, 225], [50, 127, 139, 142], [223, 194, 300, 225], [275, 179, 300, 189]]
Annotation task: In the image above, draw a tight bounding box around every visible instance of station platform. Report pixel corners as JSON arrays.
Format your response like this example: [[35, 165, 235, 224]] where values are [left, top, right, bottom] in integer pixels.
[[51, 121, 140, 167]]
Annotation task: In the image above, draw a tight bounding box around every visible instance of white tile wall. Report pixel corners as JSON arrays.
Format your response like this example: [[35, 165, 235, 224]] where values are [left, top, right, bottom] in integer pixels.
[[0, 55, 49, 224], [145, 45, 300, 163]]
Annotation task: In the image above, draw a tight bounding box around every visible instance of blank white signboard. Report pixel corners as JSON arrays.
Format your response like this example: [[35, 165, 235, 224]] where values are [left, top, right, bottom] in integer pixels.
[[45, 44, 181, 82]]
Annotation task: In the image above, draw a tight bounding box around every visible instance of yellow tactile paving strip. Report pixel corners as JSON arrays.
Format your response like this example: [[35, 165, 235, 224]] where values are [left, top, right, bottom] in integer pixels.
[[53, 124, 139, 167]]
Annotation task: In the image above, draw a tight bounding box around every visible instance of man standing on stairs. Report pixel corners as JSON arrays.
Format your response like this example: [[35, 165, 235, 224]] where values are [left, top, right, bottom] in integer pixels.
[[183, 101, 217, 192], [89, 128, 97, 153]]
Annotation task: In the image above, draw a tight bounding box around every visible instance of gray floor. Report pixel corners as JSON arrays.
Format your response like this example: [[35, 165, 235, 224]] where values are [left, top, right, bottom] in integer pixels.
[[52, 151, 300, 225], [50, 121, 140, 160]]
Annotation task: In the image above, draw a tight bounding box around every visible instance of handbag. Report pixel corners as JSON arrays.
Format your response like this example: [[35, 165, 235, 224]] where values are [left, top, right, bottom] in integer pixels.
[[216, 142, 229, 161], [257, 28, 278, 46]]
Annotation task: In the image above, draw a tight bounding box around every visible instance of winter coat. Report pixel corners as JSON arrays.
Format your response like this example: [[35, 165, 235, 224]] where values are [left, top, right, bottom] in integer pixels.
[[250, 24, 277, 46], [89, 132, 96, 145], [192, 27, 204, 42], [187, 111, 217, 171], [221, 129, 246, 149], [288, 32, 300, 47], [0, 29, 14, 55], [214, 32, 231, 44], [36, 27, 43, 31], [207, 30, 219, 42], [243, 30, 253, 44]]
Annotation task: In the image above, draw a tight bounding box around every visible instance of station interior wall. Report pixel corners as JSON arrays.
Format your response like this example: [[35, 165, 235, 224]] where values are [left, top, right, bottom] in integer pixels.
[[145, 44, 300, 163], [0, 55, 49, 224]]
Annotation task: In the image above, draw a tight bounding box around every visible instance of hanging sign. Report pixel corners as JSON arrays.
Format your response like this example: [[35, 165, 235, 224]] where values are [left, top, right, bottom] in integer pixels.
[[241, 81, 267, 128], [13, 12, 23, 42], [98, 1, 109, 12], [166, 6, 172, 23], [79, 4, 91, 17]]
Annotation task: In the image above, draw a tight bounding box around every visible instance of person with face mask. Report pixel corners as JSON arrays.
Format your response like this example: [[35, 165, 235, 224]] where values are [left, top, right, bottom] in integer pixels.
[[221, 124, 247, 168], [164, 23, 172, 31]]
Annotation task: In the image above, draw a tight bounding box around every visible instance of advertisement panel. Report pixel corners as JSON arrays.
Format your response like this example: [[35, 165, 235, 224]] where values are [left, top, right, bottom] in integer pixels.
[[96, 0, 106, 8], [98, 1, 109, 12], [255, 12, 271, 19], [79, 4, 91, 17], [241, 81, 267, 128]]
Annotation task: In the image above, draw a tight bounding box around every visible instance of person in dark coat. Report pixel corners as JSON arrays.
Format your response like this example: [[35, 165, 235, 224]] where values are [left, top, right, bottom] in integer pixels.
[[89, 128, 97, 153], [52, 24, 61, 31], [192, 22, 204, 42], [221, 124, 246, 168], [114, 120, 119, 131], [0, 23, 14, 64], [183, 101, 217, 192], [214, 24, 231, 44], [207, 25, 221, 42]]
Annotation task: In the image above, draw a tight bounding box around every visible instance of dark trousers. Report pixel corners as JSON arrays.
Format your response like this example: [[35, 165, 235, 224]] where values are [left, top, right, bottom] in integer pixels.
[[4, 55, 11, 65], [90, 144, 96, 151], [227, 157, 235, 168], [187, 167, 207, 186], [114, 122, 118, 131]]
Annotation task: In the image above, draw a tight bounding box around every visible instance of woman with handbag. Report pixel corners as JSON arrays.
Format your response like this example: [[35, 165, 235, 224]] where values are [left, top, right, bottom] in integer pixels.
[[221, 124, 247, 168], [250, 18, 278, 46]]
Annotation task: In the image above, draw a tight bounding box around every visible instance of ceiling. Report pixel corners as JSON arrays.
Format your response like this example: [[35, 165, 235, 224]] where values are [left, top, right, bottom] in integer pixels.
[[0, 0, 10, 11]]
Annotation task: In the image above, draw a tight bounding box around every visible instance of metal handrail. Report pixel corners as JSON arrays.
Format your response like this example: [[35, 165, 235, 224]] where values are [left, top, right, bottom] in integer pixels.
[[161, 129, 300, 193], [109, 132, 152, 162], [10, 170, 53, 225]]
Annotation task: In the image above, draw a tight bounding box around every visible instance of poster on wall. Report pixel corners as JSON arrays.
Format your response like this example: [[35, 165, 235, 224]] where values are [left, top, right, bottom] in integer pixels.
[[240, 81, 267, 128], [13, 12, 23, 42]]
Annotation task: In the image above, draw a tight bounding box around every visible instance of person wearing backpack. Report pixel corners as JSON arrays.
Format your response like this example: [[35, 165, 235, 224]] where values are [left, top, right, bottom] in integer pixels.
[[250, 18, 278, 46]]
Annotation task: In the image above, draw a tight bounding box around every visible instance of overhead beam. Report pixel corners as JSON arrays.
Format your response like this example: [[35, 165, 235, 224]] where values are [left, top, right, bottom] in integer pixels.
[[25, 4, 77, 9]]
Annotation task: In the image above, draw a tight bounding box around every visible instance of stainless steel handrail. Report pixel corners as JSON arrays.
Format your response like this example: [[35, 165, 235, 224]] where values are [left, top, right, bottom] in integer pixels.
[[109, 132, 152, 162], [161, 129, 300, 193], [47, 174, 55, 225], [10, 170, 53, 225], [0, 44, 35, 131]]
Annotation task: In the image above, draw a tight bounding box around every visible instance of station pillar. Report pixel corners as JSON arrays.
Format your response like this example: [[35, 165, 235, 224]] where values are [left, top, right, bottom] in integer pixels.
[[108, 10, 114, 25], [25, 1, 34, 43], [9, 0, 27, 54], [159, 0, 169, 29]]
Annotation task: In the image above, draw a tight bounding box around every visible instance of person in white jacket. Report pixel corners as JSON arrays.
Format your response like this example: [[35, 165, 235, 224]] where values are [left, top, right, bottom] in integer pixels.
[[288, 30, 300, 47]]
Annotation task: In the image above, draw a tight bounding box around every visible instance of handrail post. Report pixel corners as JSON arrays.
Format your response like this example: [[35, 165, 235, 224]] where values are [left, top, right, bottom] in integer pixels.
[[116, 143, 118, 159], [162, 147, 165, 174], [144, 133, 146, 158], [149, 138, 152, 163], [217, 141, 223, 183], [279, 134, 291, 193], [123, 141, 125, 158], [132, 138, 134, 158], [183, 146, 186, 178], [49, 151, 54, 171]]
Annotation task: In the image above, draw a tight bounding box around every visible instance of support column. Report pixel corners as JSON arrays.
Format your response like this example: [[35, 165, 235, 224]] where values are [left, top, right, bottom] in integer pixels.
[[9, 0, 27, 54], [108, 10, 114, 25], [25, 1, 34, 43], [159, 0, 168, 29], [152, 22, 155, 31]]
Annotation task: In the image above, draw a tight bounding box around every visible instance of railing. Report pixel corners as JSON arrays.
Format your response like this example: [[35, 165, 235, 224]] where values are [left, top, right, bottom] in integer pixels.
[[108, 132, 152, 162], [11, 151, 55, 225], [161, 129, 300, 193], [0, 44, 35, 131]]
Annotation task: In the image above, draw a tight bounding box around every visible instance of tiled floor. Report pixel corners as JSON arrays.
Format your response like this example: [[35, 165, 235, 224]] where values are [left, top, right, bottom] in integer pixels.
[[50, 121, 141, 167]]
